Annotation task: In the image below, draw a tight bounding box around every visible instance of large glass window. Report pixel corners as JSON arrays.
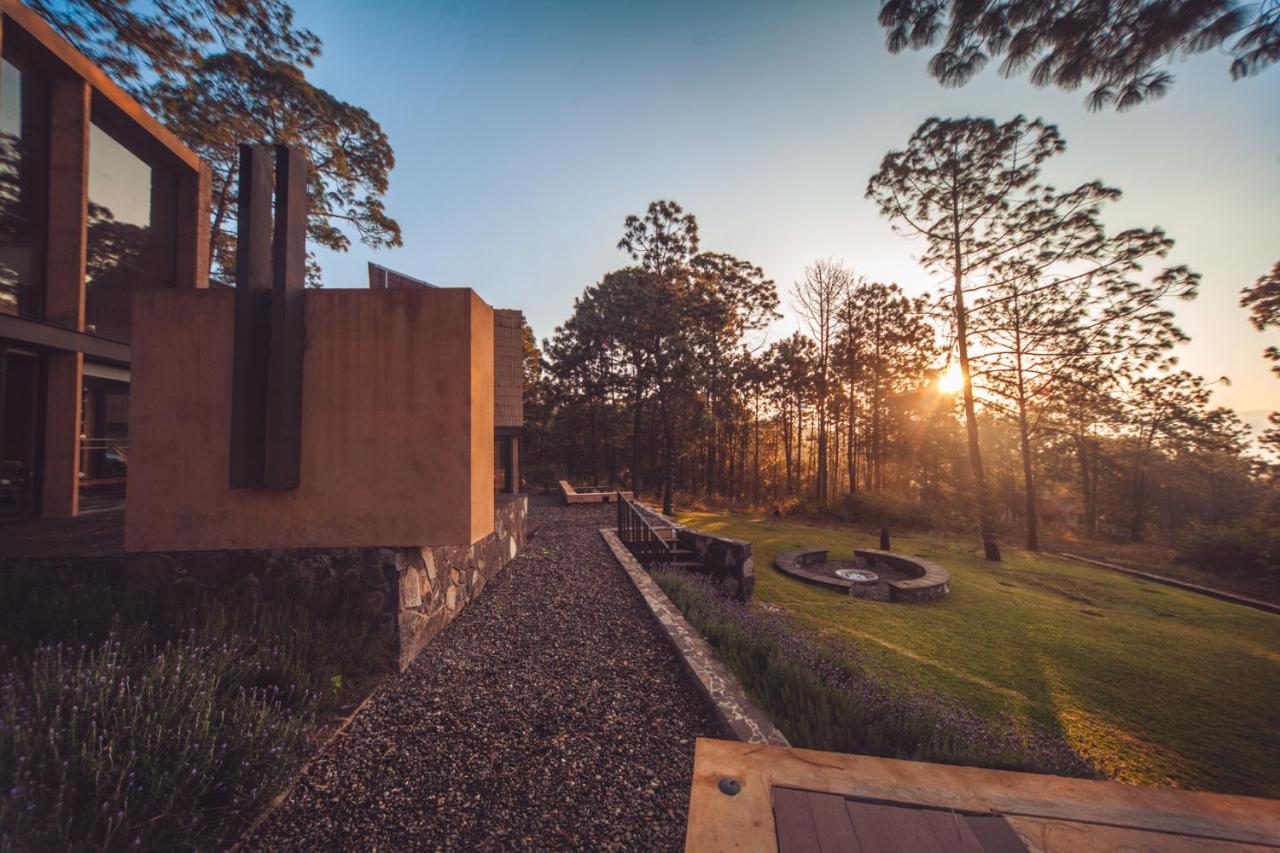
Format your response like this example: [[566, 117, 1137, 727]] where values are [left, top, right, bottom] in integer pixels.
[[1, 346, 40, 516], [84, 121, 177, 342], [0, 55, 48, 320], [79, 368, 129, 509]]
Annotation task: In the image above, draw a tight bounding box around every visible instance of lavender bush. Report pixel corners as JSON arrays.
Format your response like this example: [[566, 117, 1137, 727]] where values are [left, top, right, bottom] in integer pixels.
[[654, 570, 1096, 777], [0, 632, 316, 850], [0, 568, 386, 850]]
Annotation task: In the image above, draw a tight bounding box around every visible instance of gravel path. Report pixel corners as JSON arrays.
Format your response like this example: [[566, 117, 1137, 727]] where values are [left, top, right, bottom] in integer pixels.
[[246, 495, 723, 851]]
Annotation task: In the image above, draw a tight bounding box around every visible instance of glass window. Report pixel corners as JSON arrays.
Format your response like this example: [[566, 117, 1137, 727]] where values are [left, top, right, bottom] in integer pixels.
[[495, 435, 513, 493], [85, 121, 177, 342], [1, 346, 40, 516], [0, 56, 48, 320], [79, 372, 129, 508]]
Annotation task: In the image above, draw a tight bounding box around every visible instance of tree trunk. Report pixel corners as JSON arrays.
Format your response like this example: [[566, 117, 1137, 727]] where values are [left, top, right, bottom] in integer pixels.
[[1074, 433, 1096, 536], [952, 213, 1001, 561], [1017, 413, 1038, 551], [1129, 433, 1149, 542], [1013, 312, 1038, 551], [631, 391, 643, 494], [662, 400, 675, 516], [846, 389, 857, 496], [753, 396, 761, 505]]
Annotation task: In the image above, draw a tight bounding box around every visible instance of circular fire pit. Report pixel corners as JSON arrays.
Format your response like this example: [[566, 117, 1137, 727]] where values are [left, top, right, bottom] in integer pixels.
[[835, 567, 888, 600], [775, 548, 949, 602]]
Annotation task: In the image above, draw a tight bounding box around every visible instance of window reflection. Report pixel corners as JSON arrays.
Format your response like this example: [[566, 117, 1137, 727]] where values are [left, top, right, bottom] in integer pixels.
[[0, 56, 48, 320], [85, 122, 176, 342]]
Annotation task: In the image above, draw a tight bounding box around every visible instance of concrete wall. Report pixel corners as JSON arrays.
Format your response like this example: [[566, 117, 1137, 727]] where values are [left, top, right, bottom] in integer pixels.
[[125, 288, 495, 552]]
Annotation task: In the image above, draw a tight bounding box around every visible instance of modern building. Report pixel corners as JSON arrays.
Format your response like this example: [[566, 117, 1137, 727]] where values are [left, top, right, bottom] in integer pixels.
[[368, 261, 524, 493], [0, 0, 209, 519]]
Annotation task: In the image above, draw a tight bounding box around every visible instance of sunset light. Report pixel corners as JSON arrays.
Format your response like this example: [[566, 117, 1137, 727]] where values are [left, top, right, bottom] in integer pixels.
[[1, 0, 1276, 848], [939, 362, 964, 394]]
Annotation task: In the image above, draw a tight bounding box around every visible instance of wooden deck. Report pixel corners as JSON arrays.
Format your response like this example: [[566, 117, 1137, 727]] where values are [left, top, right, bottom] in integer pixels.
[[687, 739, 1280, 852]]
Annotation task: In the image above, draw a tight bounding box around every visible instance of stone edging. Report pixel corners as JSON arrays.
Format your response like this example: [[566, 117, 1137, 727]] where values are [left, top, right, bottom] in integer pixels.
[[1054, 552, 1280, 615], [599, 528, 788, 747]]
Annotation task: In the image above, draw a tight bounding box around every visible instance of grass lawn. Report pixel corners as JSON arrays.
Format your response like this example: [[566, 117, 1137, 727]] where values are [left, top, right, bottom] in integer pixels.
[[677, 509, 1280, 798]]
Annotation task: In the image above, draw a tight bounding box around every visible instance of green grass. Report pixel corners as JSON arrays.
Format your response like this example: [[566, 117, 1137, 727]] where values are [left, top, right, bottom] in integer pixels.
[[677, 509, 1280, 798]]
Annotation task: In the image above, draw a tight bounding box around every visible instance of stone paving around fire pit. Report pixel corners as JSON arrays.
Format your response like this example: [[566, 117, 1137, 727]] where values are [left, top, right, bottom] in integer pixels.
[[244, 495, 722, 851]]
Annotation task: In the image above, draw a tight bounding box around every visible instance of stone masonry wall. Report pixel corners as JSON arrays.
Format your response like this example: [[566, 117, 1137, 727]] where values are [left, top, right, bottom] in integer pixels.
[[120, 495, 529, 672], [673, 528, 754, 601], [395, 494, 527, 669], [629, 502, 754, 601]]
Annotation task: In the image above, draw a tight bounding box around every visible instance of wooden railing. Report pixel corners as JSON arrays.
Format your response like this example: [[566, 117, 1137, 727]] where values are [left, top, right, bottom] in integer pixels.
[[616, 492, 674, 570]]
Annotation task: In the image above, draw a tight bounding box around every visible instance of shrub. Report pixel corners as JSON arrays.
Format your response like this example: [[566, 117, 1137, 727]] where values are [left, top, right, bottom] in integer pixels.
[[1178, 524, 1280, 580], [793, 491, 969, 534], [0, 632, 315, 850], [654, 570, 1095, 777], [0, 568, 384, 850]]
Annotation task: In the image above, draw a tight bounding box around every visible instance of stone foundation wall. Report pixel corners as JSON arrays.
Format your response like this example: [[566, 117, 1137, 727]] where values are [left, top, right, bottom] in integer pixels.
[[395, 495, 527, 669], [121, 495, 528, 672]]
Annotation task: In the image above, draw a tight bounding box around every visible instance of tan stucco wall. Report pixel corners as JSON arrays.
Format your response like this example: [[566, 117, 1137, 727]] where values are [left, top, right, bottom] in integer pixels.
[[125, 288, 495, 552], [469, 293, 495, 539]]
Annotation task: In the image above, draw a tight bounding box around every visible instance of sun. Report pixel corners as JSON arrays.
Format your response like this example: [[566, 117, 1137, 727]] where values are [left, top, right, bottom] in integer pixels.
[[938, 363, 965, 394]]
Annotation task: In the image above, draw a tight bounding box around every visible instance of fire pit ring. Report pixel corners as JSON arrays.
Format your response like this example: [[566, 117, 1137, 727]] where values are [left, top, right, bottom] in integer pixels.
[[834, 568, 879, 583]]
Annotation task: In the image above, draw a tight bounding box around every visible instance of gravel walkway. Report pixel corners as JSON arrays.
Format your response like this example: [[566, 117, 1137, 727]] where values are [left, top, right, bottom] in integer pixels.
[[246, 495, 723, 851]]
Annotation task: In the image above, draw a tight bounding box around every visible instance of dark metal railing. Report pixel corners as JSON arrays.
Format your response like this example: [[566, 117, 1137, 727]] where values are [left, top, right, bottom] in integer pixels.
[[616, 492, 674, 571]]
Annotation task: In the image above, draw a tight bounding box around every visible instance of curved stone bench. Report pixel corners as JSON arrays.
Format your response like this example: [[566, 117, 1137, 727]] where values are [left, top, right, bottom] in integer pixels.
[[854, 549, 950, 602], [775, 547, 950, 602], [775, 548, 848, 592]]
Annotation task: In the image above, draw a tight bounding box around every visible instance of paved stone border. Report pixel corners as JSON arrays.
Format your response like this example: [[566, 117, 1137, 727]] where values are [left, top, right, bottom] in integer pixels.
[[600, 528, 788, 747], [1054, 551, 1280, 615]]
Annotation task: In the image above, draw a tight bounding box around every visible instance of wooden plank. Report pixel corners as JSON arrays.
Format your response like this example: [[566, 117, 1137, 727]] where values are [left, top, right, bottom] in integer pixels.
[[773, 787, 821, 853], [804, 791, 861, 853], [965, 815, 1029, 853], [263, 145, 306, 489], [1005, 815, 1271, 852], [228, 144, 272, 488], [684, 739, 1280, 849], [845, 800, 944, 853], [921, 809, 985, 853]]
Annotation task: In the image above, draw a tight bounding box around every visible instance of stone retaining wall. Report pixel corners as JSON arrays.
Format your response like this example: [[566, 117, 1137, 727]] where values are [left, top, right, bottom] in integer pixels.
[[601, 528, 786, 746], [674, 528, 754, 601], [119, 495, 528, 671]]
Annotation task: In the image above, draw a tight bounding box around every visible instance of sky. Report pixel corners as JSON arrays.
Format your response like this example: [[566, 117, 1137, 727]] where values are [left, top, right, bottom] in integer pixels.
[[298, 0, 1280, 417]]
